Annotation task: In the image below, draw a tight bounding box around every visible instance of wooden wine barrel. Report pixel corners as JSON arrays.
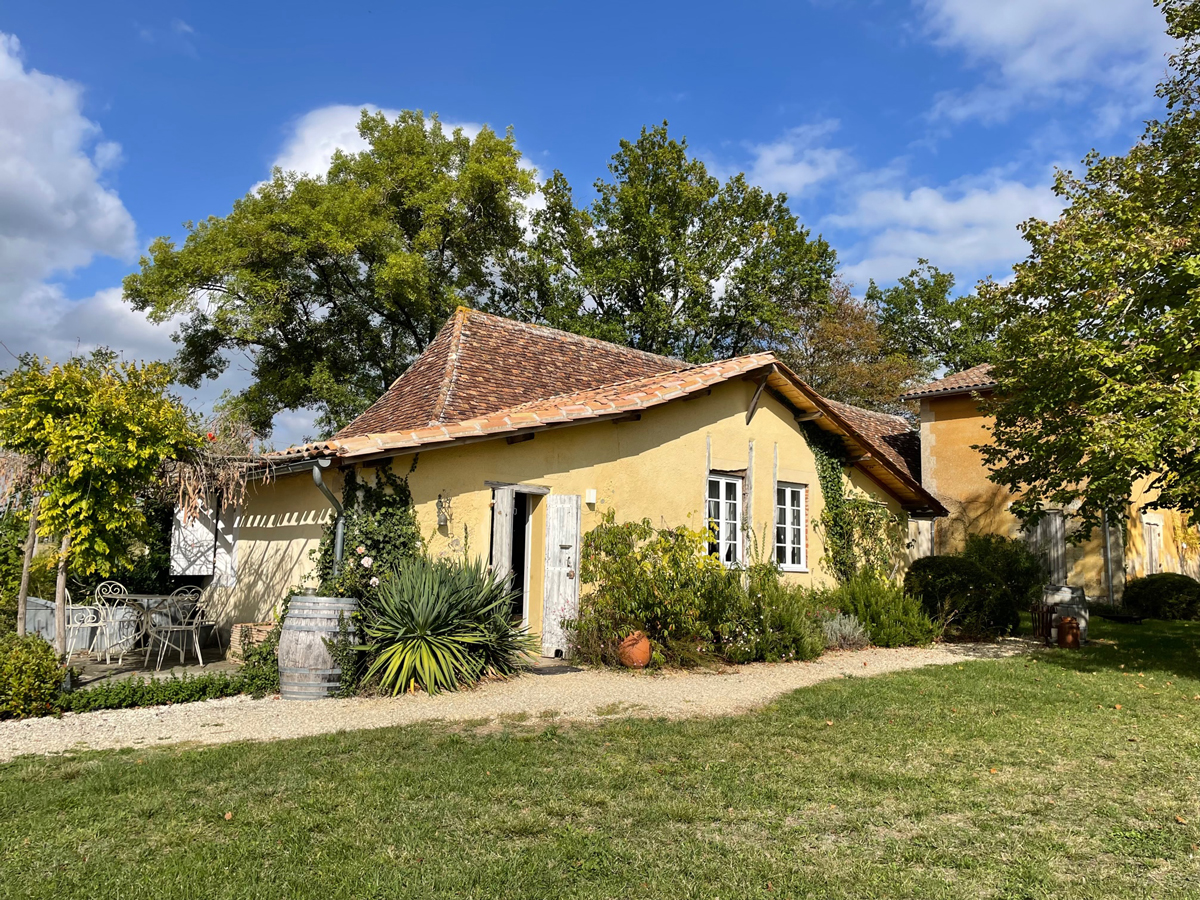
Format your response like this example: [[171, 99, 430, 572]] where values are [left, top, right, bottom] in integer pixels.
[[278, 595, 358, 701]]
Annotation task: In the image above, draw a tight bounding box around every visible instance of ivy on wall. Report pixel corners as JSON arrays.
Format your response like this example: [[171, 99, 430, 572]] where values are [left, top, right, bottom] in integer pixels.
[[315, 460, 424, 598], [799, 422, 907, 583]]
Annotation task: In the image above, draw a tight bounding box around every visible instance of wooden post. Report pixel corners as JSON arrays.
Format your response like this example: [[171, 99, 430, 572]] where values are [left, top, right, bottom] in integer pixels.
[[15, 495, 39, 637], [53, 532, 71, 658]]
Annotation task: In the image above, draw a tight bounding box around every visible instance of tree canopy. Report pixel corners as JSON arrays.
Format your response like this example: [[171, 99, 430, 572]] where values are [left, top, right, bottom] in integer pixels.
[[0, 352, 201, 577], [868, 260, 1001, 378], [982, 0, 1200, 535], [779, 280, 921, 415], [125, 110, 537, 437], [520, 123, 838, 361]]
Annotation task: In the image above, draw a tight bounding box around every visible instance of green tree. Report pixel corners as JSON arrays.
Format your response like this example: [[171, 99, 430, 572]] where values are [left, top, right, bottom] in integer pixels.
[[779, 280, 922, 414], [0, 353, 201, 649], [522, 123, 837, 361], [869, 260, 1001, 376], [124, 110, 537, 437], [981, 0, 1200, 536]]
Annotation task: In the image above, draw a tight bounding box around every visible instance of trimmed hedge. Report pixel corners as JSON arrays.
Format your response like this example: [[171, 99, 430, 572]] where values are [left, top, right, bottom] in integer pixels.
[[61, 672, 247, 714], [904, 555, 1018, 637], [0, 633, 63, 719], [1124, 573, 1200, 621]]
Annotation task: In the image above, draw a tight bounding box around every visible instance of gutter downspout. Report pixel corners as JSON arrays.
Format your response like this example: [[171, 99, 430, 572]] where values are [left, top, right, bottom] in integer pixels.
[[313, 459, 345, 577], [1102, 508, 1116, 606]]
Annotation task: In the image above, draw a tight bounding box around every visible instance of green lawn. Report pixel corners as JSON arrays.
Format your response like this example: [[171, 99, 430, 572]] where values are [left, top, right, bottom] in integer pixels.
[[3, 620, 1200, 899]]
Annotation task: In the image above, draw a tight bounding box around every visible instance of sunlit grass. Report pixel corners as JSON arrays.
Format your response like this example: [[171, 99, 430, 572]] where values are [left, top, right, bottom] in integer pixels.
[[2, 619, 1199, 899]]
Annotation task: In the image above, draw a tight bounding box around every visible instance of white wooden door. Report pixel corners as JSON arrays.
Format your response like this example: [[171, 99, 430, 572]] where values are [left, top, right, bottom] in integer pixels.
[[490, 486, 516, 581], [1145, 521, 1163, 575], [541, 493, 581, 658]]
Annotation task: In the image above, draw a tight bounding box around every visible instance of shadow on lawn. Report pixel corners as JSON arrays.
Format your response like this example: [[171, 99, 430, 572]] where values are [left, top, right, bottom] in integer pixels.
[[1035, 617, 1200, 681]]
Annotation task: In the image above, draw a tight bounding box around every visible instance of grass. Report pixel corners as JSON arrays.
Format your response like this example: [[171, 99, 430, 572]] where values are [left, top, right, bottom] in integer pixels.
[[2, 619, 1200, 899]]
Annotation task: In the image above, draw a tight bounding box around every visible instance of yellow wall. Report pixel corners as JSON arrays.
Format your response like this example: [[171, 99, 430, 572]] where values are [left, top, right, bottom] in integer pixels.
[[205, 469, 341, 627], [920, 393, 1200, 600], [213, 381, 908, 634]]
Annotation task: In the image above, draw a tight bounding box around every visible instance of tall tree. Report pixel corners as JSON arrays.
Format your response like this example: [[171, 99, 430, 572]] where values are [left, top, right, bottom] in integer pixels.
[[779, 280, 921, 415], [125, 110, 537, 437], [0, 353, 200, 650], [523, 123, 837, 361], [869, 260, 1002, 376], [981, 0, 1199, 536]]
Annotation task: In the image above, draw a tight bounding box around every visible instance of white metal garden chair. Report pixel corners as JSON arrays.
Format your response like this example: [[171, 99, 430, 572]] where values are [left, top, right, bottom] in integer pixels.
[[64, 590, 102, 659], [91, 581, 140, 665], [147, 587, 205, 670]]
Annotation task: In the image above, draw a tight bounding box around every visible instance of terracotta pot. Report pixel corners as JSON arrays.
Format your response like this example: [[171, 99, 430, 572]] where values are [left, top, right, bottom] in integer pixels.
[[618, 631, 652, 668], [1057, 616, 1081, 650]]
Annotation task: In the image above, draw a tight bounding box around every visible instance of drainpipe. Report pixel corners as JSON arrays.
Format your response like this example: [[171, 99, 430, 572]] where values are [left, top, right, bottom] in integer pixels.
[[1102, 508, 1116, 606], [313, 458, 345, 577]]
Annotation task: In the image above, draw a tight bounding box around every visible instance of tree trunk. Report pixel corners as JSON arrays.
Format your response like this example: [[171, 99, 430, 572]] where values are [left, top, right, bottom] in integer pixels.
[[15, 495, 40, 637], [53, 532, 71, 658]]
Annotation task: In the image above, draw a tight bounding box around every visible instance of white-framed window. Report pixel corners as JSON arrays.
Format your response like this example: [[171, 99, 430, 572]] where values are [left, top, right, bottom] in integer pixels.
[[707, 474, 742, 566], [775, 483, 807, 571]]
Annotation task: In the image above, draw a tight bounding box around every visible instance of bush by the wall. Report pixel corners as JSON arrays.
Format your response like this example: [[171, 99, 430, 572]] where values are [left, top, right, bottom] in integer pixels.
[[240, 619, 283, 698], [961, 533, 1045, 608], [576, 511, 734, 666], [717, 565, 826, 664], [904, 555, 1017, 637], [0, 633, 62, 719], [821, 574, 938, 648], [1124, 573, 1200, 620], [821, 611, 871, 650], [62, 672, 245, 713]]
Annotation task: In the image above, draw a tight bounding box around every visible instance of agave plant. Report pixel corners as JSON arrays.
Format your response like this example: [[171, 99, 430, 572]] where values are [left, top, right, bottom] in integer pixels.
[[360, 556, 538, 694]]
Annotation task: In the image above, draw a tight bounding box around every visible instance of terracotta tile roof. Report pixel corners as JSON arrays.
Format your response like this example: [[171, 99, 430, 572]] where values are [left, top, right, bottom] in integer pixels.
[[823, 400, 920, 485], [335, 308, 683, 438], [900, 364, 996, 400], [266, 310, 946, 515], [323, 354, 776, 457]]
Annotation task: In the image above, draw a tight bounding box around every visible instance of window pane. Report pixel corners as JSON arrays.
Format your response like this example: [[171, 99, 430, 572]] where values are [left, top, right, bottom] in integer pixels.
[[725, 480, 737, 502], [775, 524, 786, 546], [708, 479, 720, 499], [776, 487, 785, 506], [776, 545, 786, 564], [791, 505, 802, 527], [791, 544, 802, 566], [791, 526, 803, 550]]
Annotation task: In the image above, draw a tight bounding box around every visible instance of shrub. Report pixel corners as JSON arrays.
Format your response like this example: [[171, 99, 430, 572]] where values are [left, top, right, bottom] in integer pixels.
[[716, 565, 825, 664], [1124, 573, 1200, 620], [822, 573, 937, 648], [575, 511, 733, 665], [360, 556, 537, 694], [62, 672, 245, 713], [0, 633, 63, 719], [961, 534, 1046, 608], [821, 612, 871, 650], [904, 555, 1016, 638]]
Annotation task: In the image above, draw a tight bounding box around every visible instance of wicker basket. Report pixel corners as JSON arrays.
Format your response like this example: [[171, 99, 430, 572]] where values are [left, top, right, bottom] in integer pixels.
[[228, 622, 276, 662]]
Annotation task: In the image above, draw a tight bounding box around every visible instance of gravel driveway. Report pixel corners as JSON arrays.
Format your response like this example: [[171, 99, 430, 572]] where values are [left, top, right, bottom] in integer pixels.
[[0, 641, 1026, 762]]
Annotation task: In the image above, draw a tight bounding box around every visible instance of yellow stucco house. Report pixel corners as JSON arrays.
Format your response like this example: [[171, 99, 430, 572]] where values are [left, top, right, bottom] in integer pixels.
[[177, 308, 944, 656], [903, 364, 1200, 602]]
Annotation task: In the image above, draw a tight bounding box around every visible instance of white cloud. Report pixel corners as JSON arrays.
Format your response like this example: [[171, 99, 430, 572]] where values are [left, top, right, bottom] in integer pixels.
[[0, 33, 139, 357], [919, 0, 1174, 123], [742, 120, 849, 197], [831, 170, 1063, 287], [0, 34, 136, 285]]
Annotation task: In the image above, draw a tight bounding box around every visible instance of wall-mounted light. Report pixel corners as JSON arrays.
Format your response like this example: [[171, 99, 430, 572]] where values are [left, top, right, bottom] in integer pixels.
[[585, 489, 597, 506], [436, 494, 452, 527]]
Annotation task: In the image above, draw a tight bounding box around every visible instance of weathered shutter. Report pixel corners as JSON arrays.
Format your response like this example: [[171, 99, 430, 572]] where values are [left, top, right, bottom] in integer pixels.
[[490, 487, 516, 581], [1046, 511, 1066, 585], [541, 493, 582, 658], [170, 501, 217, 576]]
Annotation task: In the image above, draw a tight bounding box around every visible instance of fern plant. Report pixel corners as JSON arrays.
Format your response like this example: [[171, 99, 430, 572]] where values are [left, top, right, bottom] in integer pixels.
[[360, 556, 537, 694]]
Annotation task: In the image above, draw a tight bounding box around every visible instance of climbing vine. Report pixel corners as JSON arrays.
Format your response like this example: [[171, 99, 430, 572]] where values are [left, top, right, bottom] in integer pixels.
[[800, 422, 906, 583], [314, 460, 423, 598]]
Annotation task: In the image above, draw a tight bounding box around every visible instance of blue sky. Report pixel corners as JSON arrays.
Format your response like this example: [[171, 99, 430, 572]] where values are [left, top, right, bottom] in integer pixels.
[[0, 0, 1176, 442]]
